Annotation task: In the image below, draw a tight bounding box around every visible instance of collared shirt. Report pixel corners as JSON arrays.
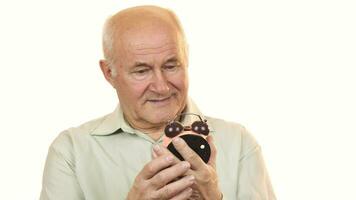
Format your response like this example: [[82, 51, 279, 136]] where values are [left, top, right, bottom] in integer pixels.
[[40, 99, 276, 200]]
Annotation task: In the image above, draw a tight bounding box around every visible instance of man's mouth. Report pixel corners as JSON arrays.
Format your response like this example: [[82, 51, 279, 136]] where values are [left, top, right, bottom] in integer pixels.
[[146, 95, 174, 105], [147, 96, 171, 102]]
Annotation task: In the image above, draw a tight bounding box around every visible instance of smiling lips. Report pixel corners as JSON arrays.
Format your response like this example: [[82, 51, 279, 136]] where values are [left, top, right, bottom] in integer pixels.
[[148, 96, 171, 102], [146, 95, 174, 105]]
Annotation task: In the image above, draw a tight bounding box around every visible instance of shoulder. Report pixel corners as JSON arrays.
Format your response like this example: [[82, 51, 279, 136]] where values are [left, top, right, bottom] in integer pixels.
[[206, 116, 253, 141], [49, 114, 109, 153], [206, 116, 245, 135], [206, 116, 260, 158]]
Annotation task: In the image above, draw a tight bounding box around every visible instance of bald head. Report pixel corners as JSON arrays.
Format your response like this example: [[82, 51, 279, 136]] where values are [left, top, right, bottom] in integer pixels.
[[102, 5, 188, 74]]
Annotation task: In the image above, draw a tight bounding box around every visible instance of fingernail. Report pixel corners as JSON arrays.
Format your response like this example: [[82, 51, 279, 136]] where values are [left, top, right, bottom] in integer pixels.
[[186, 187, 193, 193], [152, 150, 157, 158], [173, 137, 183, 145], [166, 155, 174, 163], [182, 161, 190, 169], [187, 175, 195, 183], [153, 144, 162, 153]]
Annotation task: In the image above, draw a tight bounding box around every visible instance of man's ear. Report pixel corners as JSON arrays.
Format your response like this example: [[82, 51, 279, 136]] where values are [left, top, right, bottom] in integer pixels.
[[99, 59, 116, 88]]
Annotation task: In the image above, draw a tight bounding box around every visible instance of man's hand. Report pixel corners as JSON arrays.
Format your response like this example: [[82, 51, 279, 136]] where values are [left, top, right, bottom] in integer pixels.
[[173, 135, 222, 200], [126, 153, 195, 200], [155, 135, 223, 200]]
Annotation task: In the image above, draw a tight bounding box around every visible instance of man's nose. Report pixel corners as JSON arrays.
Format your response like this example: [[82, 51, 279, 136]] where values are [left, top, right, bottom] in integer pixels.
[[149, 71, 170, 94]]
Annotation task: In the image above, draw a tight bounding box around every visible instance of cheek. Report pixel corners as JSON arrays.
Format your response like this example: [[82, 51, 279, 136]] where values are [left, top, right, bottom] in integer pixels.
[[130, 83, 149, 98], [169, 71, 188, 91], [116, 77, 150, 101]]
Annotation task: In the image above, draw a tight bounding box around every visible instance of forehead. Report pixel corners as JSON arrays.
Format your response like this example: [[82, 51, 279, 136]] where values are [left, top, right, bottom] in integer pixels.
[[119, 26, 182, 55]]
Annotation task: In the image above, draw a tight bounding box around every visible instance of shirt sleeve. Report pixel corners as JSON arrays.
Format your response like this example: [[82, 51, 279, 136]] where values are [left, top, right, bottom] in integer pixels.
[[40, 131, 85, 200], [236, 128, 276, 200]]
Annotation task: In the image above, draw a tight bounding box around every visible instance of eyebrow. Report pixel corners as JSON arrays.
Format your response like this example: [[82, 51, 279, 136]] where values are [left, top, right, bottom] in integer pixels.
[[131, 57, 180, 68], [165, 57, 179, 63], [133, 62, 152, 68]]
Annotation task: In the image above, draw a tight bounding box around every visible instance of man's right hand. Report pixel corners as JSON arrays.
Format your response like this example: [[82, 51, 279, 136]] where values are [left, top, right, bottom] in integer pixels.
[[126, 150, 195, 200]]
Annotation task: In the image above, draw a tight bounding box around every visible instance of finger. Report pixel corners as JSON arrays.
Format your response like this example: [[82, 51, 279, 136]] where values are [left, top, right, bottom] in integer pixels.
[[169, 187, 193, 200], [153, 144, 169, 157], [206, 135, 217, 168], [154, 144, 180, 163], [156, 175, 195, 199], [172, 137, 205, 170], [140, 154, 175, 180], [152, 146, 158, 159], [151, 161, 191, 188], [155, 144, 196, 177]]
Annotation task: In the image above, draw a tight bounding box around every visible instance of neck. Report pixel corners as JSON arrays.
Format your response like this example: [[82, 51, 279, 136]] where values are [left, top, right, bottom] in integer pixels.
[[146, 130, 164, 141], [123, 115, 166, 141]]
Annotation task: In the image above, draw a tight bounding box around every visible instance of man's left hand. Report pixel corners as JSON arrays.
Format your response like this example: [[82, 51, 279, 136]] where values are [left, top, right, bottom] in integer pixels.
[[154, 135, 222, 200]]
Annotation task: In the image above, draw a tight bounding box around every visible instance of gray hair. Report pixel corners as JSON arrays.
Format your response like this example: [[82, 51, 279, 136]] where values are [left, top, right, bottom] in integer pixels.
[[101, 6, 188, 77], [102, 17, 119, 77]]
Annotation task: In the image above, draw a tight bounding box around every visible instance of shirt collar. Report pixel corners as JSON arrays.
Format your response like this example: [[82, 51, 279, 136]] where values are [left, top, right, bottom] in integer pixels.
[[90, 98, 214, 136], [90, 105, 134, 136]]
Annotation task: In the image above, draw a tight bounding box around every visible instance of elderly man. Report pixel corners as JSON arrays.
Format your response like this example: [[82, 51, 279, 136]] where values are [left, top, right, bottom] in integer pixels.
[[40, 5, 275, 200]]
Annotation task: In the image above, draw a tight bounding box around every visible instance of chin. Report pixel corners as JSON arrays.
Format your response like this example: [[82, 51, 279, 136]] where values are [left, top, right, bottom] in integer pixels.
[[145, 107, 179, 124]]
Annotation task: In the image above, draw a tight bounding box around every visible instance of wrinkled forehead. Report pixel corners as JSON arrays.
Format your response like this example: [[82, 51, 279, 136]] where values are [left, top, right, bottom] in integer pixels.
[[123, 32, 179, 51], [117, 24, 184, 58]]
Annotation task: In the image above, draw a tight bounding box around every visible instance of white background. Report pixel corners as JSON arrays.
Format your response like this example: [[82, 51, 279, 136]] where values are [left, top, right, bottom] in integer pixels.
[[1, 0, 355, 199]]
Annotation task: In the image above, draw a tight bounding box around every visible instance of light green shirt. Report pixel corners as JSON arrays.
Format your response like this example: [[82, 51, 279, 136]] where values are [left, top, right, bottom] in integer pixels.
[[40, 99, 276, 200]]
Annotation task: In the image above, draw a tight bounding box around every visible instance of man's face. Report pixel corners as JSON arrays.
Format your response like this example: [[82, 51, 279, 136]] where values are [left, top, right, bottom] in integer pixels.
[[111, 24, 188, 130]]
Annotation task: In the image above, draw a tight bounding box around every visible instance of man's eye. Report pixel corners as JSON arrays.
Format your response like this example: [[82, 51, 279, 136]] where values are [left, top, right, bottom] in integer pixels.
[[164, 64, 179, 71], [134, 69, 150, 74], [131, 68, 151, 80], [165, 65, 175, 69]]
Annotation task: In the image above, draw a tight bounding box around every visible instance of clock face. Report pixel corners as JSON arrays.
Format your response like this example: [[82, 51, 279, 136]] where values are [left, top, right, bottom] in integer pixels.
[[167, 134, 211, 164]]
